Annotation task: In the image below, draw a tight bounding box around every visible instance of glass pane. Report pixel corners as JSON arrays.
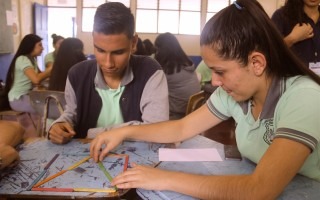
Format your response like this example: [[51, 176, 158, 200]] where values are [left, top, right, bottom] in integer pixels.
[[48, 0, 76, 7], [179, 11, 200, 35], [181, 0, 201, 11], [137, 0, 157, 9], [206, 12, 215, 23], [83, 0, 105, 7], [158, 10, 179, 34], [159, 0, 179, 10], [136, 10, 158, 33], [82, 8, 96, 32], [48, 8, 76, 51], [207, 0, 229, 12]]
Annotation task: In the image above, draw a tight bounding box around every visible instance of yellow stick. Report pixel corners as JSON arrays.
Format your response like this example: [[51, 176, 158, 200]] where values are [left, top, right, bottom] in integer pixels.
[[74, 188, 116, 193]]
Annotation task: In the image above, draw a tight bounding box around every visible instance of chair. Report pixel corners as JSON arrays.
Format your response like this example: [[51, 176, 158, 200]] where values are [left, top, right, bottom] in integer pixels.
[[29, 90, 66, 137], [185, 90, 237, 146], [0, 110, 36, 129], [0, 88, 37, 129], [185, 90, 209, 115]]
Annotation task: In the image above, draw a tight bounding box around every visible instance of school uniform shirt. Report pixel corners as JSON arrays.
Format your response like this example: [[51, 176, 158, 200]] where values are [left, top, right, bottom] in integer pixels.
[[196, 60, 212, 85], [166, 65, 201, 120], [50, 55, 169, 138], [44, 52, 54, 66], [207, 75, 320, 181], [8, 56, 38, 101]]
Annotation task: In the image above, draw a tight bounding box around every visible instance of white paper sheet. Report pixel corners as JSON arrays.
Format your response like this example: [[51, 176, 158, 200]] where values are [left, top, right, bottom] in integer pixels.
[[159, 148, 223, 162]]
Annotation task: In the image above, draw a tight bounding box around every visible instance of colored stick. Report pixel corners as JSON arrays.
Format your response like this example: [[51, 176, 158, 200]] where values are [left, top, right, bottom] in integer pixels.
[[31, 187, 116, 193], [74, 188, 116, 193], [123, 155, 129, 171], [31, 187, 73, 192], [26, 154, 59, 191], [33, 156, 91, 188], [98, 162, 113, 182]]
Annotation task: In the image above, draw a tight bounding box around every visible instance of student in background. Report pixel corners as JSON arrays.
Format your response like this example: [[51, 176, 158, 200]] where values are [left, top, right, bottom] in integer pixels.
[[0, 121, 24, 171], [154, 32, 201, 119], [48, 38, 86, 91], [133, 37, 147, 55], [196, 60, 212, 86], [44, 34, 64, 69], [90, 0, 320, 199], [5, 34, 51, 113], [271, 0, 320, 70], [143, 39, 156, 56], [48, 2, 169, 144]]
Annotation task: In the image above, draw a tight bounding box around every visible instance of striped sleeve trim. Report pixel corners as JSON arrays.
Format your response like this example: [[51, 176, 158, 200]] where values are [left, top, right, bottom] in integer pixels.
[[275, 127, 318, 151], [206, 99, 229, 120]]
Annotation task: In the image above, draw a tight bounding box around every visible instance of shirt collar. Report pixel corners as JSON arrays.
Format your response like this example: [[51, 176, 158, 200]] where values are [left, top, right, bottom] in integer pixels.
[[239, 77, 286, 119], [94, 61, 134, 89]]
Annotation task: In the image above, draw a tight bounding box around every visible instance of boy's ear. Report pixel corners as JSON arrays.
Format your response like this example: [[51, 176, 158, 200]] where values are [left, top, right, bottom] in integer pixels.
[[131, 34, 139, 52], [249, 52, 266, 76]]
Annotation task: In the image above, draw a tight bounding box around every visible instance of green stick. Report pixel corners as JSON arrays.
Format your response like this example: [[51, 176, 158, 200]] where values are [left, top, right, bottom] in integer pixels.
[[98, 162, 117, 190]]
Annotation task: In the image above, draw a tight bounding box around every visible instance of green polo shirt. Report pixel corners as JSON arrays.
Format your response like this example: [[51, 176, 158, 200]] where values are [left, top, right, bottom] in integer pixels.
[[94, 65, 125, 128], [44, 52, 54, 66], [196, 60, 211, 85], [8, 56, 38, 101], [207, 75, 320, 181]]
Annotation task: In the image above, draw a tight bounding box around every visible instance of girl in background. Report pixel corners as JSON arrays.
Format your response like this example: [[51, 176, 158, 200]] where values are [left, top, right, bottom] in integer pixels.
[[48, 38, 86, 91], [5, 34, 51, 113], [154, 32, 201, 119], [44, 34, 64, 69]]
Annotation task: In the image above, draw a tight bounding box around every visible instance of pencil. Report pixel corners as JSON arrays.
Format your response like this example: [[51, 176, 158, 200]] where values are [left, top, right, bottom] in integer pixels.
[[26, 154, 59, 190], [33, 156, 91, 188]]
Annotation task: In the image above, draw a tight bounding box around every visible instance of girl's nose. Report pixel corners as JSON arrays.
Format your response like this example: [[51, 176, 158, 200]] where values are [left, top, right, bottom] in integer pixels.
[[212, 79, 222, 87]]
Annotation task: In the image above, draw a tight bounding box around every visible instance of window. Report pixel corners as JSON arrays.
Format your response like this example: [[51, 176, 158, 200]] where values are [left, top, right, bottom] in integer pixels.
[[136, 0, 201, 35], [47, 0, 76, 52], [82, 0, 130, 32], [206, 0, 230, 22]]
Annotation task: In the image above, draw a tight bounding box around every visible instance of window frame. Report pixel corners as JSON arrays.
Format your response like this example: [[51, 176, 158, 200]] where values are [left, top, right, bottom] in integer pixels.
[[135, 0, 201, 35]]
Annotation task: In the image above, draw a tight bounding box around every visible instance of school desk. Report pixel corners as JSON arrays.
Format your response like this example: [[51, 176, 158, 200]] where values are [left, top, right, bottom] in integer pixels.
[[0, 138, 166, 199], [137, 135, 320, 200]]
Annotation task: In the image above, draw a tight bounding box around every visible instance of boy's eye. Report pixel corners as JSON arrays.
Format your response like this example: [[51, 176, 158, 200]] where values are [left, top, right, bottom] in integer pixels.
[[113, 50, 125, 55], [96, 47, 104, 53]]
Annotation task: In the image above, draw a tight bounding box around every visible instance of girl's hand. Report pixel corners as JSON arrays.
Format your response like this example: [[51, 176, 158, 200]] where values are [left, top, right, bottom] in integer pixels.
[[111, 163, 171, 191], [90, 131, 125, 162]]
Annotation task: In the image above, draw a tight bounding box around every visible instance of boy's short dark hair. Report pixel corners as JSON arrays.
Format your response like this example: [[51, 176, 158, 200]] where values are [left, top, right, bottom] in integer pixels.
[[93, 2, 135, 39]]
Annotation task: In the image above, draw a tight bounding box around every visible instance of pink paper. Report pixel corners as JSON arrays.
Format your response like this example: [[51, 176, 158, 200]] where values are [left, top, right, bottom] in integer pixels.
[[159, 148, 223, 162]]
